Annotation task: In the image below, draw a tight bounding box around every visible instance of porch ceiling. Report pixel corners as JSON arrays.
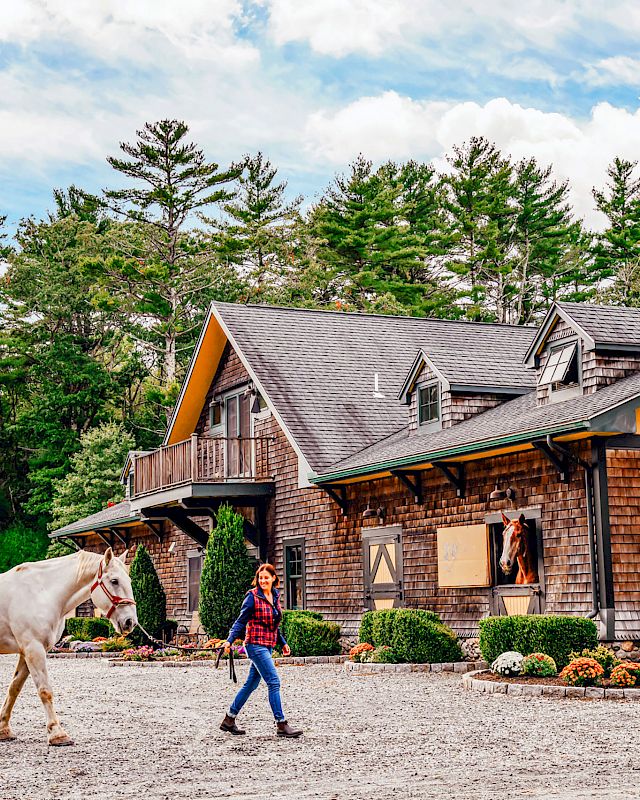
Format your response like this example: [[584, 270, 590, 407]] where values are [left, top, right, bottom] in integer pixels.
[[129, 480, 274, 513]]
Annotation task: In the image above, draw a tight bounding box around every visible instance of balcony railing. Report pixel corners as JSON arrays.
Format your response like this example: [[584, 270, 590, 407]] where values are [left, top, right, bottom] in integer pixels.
[[132, 435, 272, 498]]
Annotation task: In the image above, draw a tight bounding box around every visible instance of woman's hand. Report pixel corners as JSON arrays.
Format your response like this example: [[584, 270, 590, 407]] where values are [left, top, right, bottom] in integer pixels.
[[282, 644, 291, 657], [223, 641, 231, 655]]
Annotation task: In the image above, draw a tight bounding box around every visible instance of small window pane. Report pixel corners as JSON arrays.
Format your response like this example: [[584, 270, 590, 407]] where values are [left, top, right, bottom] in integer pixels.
[[419, 385, 439, 424], [538, 348, 563, 385], [210, 401, 221, 428], [188, 555, 203, 613], [285, 543, 305, 610]]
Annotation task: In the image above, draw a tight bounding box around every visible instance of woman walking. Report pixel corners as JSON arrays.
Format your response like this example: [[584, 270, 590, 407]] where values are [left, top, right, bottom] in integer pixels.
[[220, 563, 303, 738]]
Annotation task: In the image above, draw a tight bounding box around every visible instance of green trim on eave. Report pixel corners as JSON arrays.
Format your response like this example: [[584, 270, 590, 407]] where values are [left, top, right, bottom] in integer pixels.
[[312, 419, 589, 484], [49, 515, 140, 538]]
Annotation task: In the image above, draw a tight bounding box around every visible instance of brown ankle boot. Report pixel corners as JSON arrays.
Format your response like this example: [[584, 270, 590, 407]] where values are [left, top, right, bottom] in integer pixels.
[[276, 720, 302, 738], [220, 714, 245, 735]]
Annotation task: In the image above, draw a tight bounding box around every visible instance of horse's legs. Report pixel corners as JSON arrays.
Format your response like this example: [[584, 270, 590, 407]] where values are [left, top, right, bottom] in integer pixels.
[[23, 643, 73, 746], [0, 655, 29, 741]]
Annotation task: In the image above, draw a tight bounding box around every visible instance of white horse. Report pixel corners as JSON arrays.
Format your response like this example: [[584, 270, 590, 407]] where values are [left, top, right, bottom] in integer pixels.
[[0, 547, 137, 746]]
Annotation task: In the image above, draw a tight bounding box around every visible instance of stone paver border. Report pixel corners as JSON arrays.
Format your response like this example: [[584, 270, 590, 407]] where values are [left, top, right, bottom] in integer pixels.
[[462, 669, 640, 700], [345, 660, 487, 675], [49, 651, 121, 659], [109, 654, 347, 668]]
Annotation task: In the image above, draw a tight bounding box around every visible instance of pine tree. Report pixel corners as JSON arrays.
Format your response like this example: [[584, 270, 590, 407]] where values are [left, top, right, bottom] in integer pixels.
[[593, 157, 640, 305], [50, 423, 135, 531], [442, 137, 515, 321], [104, 120, 243, 394], [214, 152, 303, 301], [129, 544, 166, 644], [199, 504, 255, 639], [509, 158, 579, 323]]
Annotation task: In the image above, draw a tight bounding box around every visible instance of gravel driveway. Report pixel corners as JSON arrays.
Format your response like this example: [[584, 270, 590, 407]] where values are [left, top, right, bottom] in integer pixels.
[[1, 654, 639, 800]]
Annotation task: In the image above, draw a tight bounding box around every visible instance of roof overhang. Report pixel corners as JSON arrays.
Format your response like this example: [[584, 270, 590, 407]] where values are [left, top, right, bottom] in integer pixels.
[[49, 515, 141, 539], [312, 393, 640, 485], [524, 303, 595, 367]]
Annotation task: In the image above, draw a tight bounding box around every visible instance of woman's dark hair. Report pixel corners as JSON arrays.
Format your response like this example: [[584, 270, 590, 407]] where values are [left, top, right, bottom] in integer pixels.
[[252, 562, 279, 588]]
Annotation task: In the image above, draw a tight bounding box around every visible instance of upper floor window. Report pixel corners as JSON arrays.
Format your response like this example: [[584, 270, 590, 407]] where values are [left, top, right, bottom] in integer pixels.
[[538, 342, 580, 393], [418, 384, 440, 425]]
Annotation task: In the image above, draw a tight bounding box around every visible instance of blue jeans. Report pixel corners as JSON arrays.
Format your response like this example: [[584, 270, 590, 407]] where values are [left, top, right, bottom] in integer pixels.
[[228, 644, 285, 722]]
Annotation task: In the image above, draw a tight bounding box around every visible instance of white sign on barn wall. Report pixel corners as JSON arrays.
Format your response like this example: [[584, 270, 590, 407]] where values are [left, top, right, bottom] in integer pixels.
[[437, 524, 491, 588]]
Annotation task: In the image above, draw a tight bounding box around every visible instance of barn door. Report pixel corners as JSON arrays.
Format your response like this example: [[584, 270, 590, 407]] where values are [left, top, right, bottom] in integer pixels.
[[363, 526, 404, 610]]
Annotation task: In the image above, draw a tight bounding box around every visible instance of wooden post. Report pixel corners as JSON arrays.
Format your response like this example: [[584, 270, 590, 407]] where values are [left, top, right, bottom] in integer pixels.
[[191, 434, 199, 482], [592, 440, 615, 640]]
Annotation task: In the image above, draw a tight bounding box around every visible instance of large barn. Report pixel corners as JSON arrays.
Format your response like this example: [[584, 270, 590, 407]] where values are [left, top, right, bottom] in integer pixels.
[[52, 301, 640, 642]]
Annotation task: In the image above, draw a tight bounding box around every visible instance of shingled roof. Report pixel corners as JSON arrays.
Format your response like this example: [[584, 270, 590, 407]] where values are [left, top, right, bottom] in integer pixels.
[[214, 303, 537, 472], [51, 500, 139, 537], [558, 302, 640, 347], [315, 370, 640, 481]]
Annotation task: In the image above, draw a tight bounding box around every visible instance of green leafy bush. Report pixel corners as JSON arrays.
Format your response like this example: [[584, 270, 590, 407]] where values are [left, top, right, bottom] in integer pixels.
[[0, 521, 49, 574], [199, 504, 256, 639], [357, 608, 458, 663], [370, 645, 399, 664], [478, 615, 598, 669], [129, 545, 166, 646], [101, 636, 133, 652], [359, 608, 442, 647], [46, 540, 76, 559], [281, 610, 322, 648], [65, 617, 114, 641], [568, 645, 619, 677], [521, 652, 557, 677], [284, 616, 341, 657]]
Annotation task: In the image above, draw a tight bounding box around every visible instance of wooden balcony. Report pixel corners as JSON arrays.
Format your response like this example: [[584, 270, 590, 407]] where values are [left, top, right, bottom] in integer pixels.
[[132, 435, 273, 498]]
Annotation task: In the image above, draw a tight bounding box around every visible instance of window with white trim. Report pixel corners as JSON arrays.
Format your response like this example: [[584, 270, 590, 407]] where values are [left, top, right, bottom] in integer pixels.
[[187, 551, 204, 613], [538, 342, 580, 394], [418, 383, 440, 425]]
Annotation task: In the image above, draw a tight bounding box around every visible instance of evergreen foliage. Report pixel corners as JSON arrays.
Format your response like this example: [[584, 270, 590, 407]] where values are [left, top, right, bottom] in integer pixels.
[[50, 423, 134, 531], [129, 545, 166, 644], [0, 520, 49, 573], [199, 504, 256, 638]]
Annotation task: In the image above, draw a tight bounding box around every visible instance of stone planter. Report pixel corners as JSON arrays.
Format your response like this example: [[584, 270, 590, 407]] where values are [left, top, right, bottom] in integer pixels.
[[462, 669, 640, 700], [345, 660, 487, 675]]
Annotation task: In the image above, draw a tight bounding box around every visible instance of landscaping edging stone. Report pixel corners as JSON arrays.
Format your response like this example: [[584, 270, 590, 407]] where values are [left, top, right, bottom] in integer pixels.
[[462, 669, 640, 700], [109, 654, 347, 668], [344, 660, 488, 675], [49, 652, 122, 659]]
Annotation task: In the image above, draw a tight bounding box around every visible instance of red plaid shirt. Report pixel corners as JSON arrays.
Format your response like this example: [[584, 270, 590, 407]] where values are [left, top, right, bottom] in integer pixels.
[[228, 587, 285, 648]]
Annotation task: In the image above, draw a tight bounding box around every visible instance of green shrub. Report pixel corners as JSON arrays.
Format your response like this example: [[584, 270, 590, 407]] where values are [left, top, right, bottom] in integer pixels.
[[359, 611, 374, 644], [129, 545, 166, 646], [391, 610, 462, 664], [199, 504, 256, 639], [370, 645, 399, 664], [65, 617, 114, 641], [358, 608, 442, 648], [479, 615, 598, 669], [568, 645, 619, 677], [0, 521, 49, 574], [101, 636, 133, 652], [521, 652, 557, 677], [284, 616, 341, 657], [46, 540, 76, 559], [281, 609, 323, 647]]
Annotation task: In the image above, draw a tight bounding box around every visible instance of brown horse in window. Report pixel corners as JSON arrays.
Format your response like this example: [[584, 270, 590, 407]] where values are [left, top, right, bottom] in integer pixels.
[[499, 512, 538, 585]]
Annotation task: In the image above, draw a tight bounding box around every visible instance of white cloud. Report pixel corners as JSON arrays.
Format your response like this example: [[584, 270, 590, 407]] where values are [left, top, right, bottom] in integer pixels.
[[266, 0, 592, 57], [584, 55, 640, 86], [305, 92, 640, 228]]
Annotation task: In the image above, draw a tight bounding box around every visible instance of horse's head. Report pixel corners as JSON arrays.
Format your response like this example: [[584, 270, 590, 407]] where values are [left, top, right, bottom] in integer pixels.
[[90, 547, 138, 636], [499, 512, 528, 575]]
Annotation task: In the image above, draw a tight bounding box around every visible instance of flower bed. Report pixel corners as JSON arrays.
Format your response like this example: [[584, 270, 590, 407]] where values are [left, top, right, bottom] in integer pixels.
[[462, 669, 640, 699]]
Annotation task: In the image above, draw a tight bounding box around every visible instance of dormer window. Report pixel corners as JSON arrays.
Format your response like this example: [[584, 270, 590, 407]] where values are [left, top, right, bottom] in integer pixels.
[[538, 341, 581, 400], [418, 383, 440, 425]]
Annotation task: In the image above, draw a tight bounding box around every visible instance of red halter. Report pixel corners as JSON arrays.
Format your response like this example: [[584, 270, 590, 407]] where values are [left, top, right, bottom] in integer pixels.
[[90, 561, 137, 620]]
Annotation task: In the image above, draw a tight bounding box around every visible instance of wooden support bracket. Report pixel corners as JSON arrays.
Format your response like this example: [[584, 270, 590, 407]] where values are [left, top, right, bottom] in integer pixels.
[[533, 440, 569, 482], [323, 485, 348, 516], [94, 530, 112, 549], [433, 462, 466, 498], [141, 519, 165, 542], [108, 527, 129, 548], [142, 508, 209, 548], [390, 470, 423, 504]]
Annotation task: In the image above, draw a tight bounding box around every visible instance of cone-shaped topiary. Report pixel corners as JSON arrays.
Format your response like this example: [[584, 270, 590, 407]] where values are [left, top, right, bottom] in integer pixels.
[[199, 504, 256, 639], [129, 544, 166, 646]]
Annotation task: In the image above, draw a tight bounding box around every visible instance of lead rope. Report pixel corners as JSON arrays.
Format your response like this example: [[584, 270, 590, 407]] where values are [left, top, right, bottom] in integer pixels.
[[134, 621, 237, 683]]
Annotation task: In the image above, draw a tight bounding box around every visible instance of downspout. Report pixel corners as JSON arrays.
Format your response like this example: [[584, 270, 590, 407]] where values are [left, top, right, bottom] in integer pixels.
[[546, 436, 599, 619]]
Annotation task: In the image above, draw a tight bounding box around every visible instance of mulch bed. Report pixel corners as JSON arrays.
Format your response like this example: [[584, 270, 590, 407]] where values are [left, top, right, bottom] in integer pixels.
[[481, 672, 619, 688]]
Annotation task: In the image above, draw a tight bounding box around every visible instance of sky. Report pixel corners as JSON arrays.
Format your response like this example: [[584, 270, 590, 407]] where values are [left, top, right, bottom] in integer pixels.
[[2, 0, 640, 232]]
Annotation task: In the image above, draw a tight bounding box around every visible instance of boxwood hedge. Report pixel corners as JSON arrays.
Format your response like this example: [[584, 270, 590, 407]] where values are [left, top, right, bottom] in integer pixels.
[[282, 611, 341, 657], [358, 608, 462, 664], [65, 617, 114, 641], [478, 615, 598, 668]]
